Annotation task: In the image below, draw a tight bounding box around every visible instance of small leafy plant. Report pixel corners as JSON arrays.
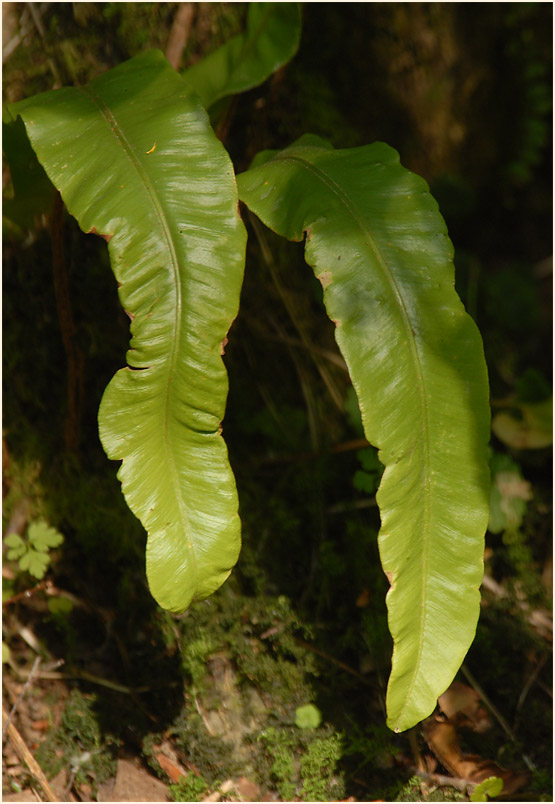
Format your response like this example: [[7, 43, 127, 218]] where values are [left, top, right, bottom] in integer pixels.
[[4, 520, 64, 580], [168, 773, 209, 803], [3, 4, 490, 732], [470, 776, 504, 802]]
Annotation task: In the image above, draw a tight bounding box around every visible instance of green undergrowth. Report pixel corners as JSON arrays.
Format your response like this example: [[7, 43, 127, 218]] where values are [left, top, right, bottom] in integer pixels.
[[145, 578, 414, 800], [168, 772, 210, 802], [395, 776, 464, 802], [35, 689, 118, 797], [147, 587, 347, 800], [254, 725, 344, 801]]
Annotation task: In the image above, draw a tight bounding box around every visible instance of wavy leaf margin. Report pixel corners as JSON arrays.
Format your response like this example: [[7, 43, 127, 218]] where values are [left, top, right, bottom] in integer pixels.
[[237, 134, 491, 731], [7, 50, 247, 612]]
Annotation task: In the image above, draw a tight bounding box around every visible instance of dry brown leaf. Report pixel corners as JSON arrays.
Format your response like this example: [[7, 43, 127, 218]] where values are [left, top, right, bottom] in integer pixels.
[[30, 719, 51, 732], [152, 745, 188, 783], [236, 776, 262, 801], [438, 681, 492, 733], [109, 758, 169, 802], [423, 716, 530, 797]]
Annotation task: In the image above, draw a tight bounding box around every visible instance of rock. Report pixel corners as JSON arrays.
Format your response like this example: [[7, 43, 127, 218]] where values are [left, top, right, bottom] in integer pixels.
[[99, 758, 169, 802]]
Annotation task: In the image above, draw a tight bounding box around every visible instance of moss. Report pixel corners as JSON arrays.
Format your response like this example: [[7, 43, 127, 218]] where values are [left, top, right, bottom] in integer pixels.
[[177, 589, 318, 710], [182, 635, 220, 689], [164, 711, 237, 785], [392, 775, 465, 802], [300, 733, 344, 801], [35, 689, 118, 794], [253, 724, 344, 802], [168, 773, 210, 803], [257, 726, 297, 801]]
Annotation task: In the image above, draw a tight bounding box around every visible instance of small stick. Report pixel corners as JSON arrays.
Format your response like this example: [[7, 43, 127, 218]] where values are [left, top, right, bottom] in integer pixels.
[[293, 636, 373, 687], [2, 581, 48, 607], [2, 704, 58, 802], [414, 769, 472, 793], [2, 656, 41, 738], [461, 663, 515, 742], [253, 437, 371, 467], [513, 654, 548, 731], [165, 3, 194, 69]]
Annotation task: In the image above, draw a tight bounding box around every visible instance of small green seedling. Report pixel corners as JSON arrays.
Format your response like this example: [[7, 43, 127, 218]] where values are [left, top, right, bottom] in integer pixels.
[[295, 703, 322, 730], [470, 776, 504, 802], [5, 520, 64, 579]]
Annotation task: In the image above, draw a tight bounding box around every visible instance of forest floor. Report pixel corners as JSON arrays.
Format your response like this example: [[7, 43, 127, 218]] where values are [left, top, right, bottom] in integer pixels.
[[2, 442, 553, 802]]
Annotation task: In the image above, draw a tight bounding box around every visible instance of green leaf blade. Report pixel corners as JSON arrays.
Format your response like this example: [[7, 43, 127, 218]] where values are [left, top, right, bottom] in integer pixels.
[[4, 533, 26, 559], [24, 550, 51, 579], [10, 51, 246, 612], [183, 3, 302, 109], [238, 135, 490, 731], [28, 521, 64, 550]]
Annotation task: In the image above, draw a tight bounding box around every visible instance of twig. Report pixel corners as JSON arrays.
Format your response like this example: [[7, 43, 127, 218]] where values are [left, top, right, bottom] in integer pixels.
[[292, 636, 373, 687], [3, 580, 48, 607], [328, 498, 377, 514], [244, 314, 349, 371], [30, 668, 179, 697], [252, 437, 371, 467], [513, 654, 548, 731], [414, 769, 473, 794], [27, 2, 45, 39], [16, 623, 43, 654], [3, 5, 33, 64], [165, 3, 194, 69], [51, 191, 85, 450], [4, 498, 30, 539], [407, 727, 422, 770], [461, 663, 516, 742], [2, 704, 58, 802], [481, 574, 553, 639], [2, 656, 41, 738], [248, 211, 345, 411], [201, 779, 235, 802]]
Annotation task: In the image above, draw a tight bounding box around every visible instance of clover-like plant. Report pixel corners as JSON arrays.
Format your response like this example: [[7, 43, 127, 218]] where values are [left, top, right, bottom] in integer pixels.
[[3, 4, 490, 732], [5, 520, 64, 580]]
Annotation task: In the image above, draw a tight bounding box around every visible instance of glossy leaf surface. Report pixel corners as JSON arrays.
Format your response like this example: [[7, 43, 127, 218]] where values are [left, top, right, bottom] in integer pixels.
[[238, 135, 490, 731], [9, 50, 246, 612], [183, 3, 302, 109]]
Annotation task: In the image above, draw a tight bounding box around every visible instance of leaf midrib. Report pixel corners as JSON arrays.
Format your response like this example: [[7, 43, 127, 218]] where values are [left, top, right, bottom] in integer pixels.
[[274, 151, 432, 725], [78, 85, 198, 578]]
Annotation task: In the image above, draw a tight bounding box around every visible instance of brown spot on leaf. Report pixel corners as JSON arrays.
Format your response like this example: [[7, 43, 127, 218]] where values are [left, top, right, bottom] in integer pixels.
[[220, 337, 228, 355], [318, 270, 333, 289], [88, 226, 113, 243]]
